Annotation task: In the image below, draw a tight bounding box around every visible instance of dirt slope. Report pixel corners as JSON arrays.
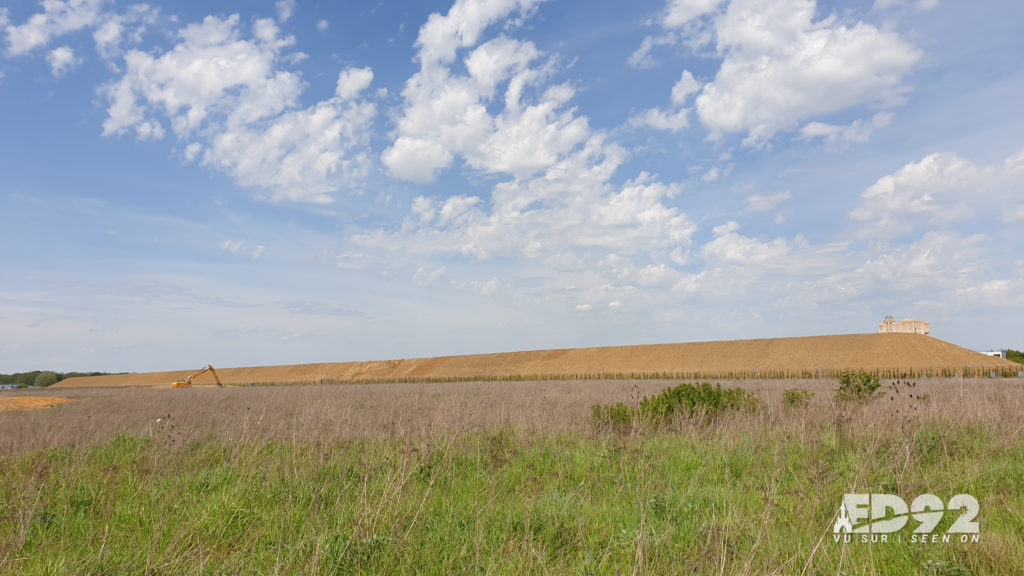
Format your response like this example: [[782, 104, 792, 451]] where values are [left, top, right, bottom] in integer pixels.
[[53, 334, 1020, 389]]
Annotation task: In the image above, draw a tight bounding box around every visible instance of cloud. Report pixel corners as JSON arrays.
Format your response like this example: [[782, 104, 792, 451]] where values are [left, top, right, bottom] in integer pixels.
[[832, 231, 990, 302], [357, 2, 716, 321], [381, 138, 455, 183], [703, 221, 790, 265], [636, 0, 921, 146], [220, 239, 245, 253], [850, 150, 1024, 239], [413, 0, 544, 67], [5, 0, 105, 56], [627, 32, 677, 69], [663, 0, 726, 27], [275, 0, 296, 23], [203, 98, 375, 203], [335, 66, 373, 100], [745, 191, 791, 212], [800, 112, 893, 147], [47, 45, 79, 76], [630, 107, 690, 132], [700, 0, 920, 145], [631, 70, 701, 132], [414, 266, 447, 286], [101, 15, 377, 202], [383, 0, 584, 182], [317, 19, 328, 32], [221, 239, 265, 260], [92, 4, 159, 62]]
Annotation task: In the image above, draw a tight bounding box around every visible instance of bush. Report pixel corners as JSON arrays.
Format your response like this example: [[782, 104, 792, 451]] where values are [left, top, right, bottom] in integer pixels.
[[590, 402, 637, 434], [640, 382, 759, 424], [782, 388, 813, 408], [33, 371, 58, 387], [834, 371, 880, 403], [592, 382, 759, 431]]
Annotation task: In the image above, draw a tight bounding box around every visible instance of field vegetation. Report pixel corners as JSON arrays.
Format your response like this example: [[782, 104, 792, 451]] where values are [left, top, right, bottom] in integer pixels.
[[1, 377, 1023, 574], [0, 371, 115, 388]]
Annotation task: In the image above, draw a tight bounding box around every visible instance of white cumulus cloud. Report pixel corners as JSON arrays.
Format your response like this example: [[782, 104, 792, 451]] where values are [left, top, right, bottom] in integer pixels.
[[47, 45, 79, 76], [382, 0, 585, 182], [800, 113, 893, 147], [92, 4, 159, 62], [101, 14, 377, 202], [275, 0, 296, 23], [5, 0, 104, 55], [635, 0, 921, 146], [335, 66, 373, 100], [851, 150, 1024, 238], [663, 0, 726, 27]]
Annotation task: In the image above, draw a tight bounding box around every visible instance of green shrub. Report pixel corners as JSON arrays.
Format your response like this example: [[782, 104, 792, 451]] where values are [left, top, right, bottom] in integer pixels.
[[640, 382, 758, 424], [782, 388, 814, 408], [592, 382, 759, 431], [834, 371, 881, 403], [33, 371, 58, 387], [590, 402, 637, 434]]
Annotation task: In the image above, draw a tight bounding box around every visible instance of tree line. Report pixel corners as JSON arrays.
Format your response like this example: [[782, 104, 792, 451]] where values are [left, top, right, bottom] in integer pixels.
[[0, 371, 117, 388]]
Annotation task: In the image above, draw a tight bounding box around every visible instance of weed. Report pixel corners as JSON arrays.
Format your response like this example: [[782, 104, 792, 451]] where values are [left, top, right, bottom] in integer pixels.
[[591, 382, 759, 431], [590, 402, 637, 434], [782, 387, 814, 408], [834, 371, 881, 403]]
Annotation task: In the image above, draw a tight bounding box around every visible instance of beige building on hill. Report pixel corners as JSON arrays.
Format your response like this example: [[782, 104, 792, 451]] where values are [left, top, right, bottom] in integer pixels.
[[879, 316, 930, 335]]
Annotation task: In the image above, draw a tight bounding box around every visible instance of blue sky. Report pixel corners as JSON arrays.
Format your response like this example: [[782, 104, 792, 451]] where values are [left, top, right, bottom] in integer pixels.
[[1, 0, 1022, 373]]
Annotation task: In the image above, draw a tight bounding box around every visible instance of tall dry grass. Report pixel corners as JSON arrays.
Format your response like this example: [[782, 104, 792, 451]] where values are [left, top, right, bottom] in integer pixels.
[[2, 377, 1023, 574], [2, 377, 1022, 453]]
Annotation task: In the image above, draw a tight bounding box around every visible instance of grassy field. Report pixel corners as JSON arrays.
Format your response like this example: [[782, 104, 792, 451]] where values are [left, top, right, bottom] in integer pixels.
[[1, 377, 1023, 575]]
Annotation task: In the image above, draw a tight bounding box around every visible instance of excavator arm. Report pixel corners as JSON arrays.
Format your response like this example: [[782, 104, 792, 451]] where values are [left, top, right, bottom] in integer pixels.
[[171, 365, 224, 388]]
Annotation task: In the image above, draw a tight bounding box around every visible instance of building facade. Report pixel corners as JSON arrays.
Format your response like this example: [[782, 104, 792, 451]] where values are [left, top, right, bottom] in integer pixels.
[[878, 316, 931, 335]]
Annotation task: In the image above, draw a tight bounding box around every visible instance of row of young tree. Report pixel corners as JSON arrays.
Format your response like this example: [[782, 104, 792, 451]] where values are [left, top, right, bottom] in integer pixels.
[[0, 371, 114, 388]]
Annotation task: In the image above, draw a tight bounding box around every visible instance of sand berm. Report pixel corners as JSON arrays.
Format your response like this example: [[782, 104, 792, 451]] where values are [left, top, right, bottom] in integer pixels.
[[53, 333, 1020, 388]]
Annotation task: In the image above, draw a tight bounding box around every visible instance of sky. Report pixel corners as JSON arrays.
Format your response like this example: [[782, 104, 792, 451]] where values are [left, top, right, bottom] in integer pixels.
[[1, 0, 1022, 373]]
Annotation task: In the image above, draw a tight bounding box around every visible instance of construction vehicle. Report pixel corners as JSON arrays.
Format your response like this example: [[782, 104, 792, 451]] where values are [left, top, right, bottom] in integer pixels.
[[171, 365, 223, 388]]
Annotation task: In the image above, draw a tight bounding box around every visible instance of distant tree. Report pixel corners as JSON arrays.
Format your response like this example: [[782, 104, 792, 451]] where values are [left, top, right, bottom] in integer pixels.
[[2, 370, 116, 386], [34, 371, 58, 387], [1007, 349, 1024, 365], [6, 372, 41, 387]]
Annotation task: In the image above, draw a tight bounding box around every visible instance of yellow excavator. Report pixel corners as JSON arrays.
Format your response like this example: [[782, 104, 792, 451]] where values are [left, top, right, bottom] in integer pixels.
[[171, 365, 223, 388]]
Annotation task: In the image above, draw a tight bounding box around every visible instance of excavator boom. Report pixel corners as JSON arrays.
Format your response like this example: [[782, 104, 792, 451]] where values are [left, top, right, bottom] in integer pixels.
[[171, 365, 224, 388]]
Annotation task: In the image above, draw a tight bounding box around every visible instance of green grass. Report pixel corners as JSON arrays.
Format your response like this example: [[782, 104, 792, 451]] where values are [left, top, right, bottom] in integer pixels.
[[2, 417, 1022, 574]]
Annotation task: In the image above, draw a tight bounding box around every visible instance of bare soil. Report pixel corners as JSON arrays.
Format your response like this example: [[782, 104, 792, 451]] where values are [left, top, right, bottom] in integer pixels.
[[52, 333, 1020, 388]]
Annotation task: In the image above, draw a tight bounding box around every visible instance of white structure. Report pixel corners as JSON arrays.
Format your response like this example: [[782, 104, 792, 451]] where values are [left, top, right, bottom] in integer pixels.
[[878, 316, 930, 335], [983, 350, 1007, 359]]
